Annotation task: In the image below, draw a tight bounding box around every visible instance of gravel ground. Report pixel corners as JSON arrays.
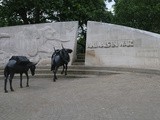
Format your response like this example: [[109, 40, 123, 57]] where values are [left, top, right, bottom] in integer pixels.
[[1, 72, 160, 120]]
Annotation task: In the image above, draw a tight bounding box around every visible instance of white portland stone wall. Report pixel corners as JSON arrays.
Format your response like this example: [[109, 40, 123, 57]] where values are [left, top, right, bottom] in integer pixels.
[[86, 21, 160, 70], [0, 21, 78, 67]]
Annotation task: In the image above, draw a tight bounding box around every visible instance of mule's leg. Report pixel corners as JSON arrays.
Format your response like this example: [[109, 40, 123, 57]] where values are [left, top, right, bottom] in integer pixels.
[[53, 70, 56, 82], [61, 65, 65, 74], [9, 73, 14, 91], [20, 73, 23, 88], [53, 67, 58, 82], [4, 74, 9, 93], [25, 72, 29, 87], [65, 64, 68, 75]]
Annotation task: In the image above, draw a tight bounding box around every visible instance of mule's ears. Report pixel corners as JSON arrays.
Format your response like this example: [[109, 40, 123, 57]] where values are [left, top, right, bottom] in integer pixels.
[[61, 44, 64, 49], [33, 62, 38, 66], [67, 49, 73, 53]]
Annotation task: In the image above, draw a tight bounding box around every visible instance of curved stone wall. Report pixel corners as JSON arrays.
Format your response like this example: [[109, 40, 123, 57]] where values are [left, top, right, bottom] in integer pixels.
[[0, 21, 78, 67], [86, 21, 160, 70]]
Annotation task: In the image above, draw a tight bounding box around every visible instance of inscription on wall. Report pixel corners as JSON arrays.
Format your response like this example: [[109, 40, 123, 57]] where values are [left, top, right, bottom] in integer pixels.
[[87, 40, 134, 49]]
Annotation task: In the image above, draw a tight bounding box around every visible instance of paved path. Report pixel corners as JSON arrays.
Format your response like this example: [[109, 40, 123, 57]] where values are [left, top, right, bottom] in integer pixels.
[[1, 72, 160, 120]]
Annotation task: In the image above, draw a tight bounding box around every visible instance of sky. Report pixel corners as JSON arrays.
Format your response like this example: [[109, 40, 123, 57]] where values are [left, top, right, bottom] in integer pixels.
[[105, 1, 115, 12]]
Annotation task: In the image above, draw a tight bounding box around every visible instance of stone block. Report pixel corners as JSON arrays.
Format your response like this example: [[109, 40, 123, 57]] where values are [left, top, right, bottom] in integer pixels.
[[0, 21, 78, 67], [86, 21, 160, 70]]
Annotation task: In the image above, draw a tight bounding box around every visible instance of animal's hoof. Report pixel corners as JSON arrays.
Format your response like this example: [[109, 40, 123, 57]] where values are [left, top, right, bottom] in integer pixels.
[[11, 89, 14, 92], [53, 79, 56, 82], [5, 90, 8, 93], [26, 85, 29, 87], [20, 86, 23, 88]]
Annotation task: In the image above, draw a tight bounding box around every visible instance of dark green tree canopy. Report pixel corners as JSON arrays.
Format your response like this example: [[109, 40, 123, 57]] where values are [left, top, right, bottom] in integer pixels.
[[113, 0, 160, 34], [0, 0, 112, 27]]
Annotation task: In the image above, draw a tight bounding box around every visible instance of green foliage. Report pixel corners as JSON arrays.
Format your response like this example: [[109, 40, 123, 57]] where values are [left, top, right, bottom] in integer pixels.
[[0, 0, 60, 26], [114, 0, 160, 34], [0, 0, 112, 26]]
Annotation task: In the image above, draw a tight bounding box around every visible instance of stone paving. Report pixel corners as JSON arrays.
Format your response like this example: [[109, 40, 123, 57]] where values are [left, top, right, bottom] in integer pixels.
[[1, 72, 160, 120]]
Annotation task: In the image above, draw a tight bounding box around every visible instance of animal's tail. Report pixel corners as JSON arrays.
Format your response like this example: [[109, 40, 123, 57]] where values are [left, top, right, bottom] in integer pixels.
[[4, 66, 8, 77]]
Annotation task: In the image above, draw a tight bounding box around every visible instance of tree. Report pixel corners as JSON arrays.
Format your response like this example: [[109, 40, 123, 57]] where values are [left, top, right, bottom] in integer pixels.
[[0, 0, 112, 26], [0, 0, 61, 25], [113, 0, 160, 34]]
